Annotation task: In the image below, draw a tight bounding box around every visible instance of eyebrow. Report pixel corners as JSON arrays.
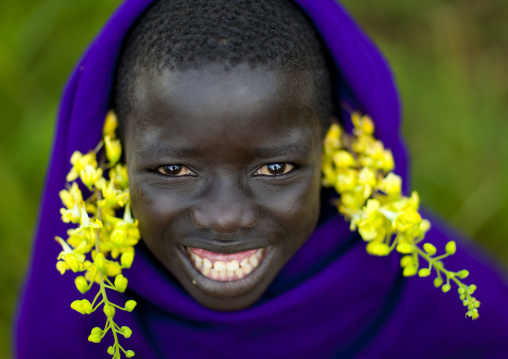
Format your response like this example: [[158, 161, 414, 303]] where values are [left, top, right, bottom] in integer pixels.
[[251, 142, 312, 158], [135, 146, 199, 160]]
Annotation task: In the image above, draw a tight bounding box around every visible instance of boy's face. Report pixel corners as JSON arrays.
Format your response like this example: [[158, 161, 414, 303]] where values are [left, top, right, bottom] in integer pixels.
[[123, 64, 324, 311]]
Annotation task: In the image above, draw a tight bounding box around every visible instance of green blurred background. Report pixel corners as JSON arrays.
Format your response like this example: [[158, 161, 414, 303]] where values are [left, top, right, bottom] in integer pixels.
[[0, 0, 506, 357]]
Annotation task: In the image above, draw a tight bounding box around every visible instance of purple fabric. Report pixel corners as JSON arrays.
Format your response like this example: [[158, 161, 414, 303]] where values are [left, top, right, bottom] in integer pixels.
[[15, 1, 508, 358]]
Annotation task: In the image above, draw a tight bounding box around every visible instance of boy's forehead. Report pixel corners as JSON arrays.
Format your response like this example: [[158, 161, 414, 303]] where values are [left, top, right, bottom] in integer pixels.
[[129, 64, 318, 124]]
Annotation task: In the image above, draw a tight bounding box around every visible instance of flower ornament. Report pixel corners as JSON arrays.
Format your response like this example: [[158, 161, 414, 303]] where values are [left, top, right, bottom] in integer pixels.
[[322, 112, 480, 320], [56, 111, 138, 358]]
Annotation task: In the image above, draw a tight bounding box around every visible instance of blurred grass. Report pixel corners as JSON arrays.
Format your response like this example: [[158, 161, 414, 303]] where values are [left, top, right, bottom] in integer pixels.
[[0, 0, 507, 358]]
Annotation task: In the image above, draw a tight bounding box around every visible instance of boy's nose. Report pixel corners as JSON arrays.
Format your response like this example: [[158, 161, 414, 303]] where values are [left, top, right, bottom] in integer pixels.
[[191, 182, 258, 233]]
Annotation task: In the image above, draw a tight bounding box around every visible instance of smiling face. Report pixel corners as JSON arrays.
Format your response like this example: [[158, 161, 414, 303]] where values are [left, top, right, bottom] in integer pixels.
[[122, 64, 324, 310]]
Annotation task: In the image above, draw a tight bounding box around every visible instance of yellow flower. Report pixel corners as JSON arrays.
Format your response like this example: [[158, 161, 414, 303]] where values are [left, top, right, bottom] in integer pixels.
[[66, 152, 97, 182], [366, 241, 390, 256], [351, 112, 374, 136], [395, 207, 422, 233], [80, 164, 103, 190], [323, 123, 342, 155], [110, 164, 129, 189], [105, 135, 122, 165], [103, 110, 118, 139], [98, 179, 129, 208], [335, 168, 358, 193], [378, 173, 402, 196], [333, 150, 356, 168]]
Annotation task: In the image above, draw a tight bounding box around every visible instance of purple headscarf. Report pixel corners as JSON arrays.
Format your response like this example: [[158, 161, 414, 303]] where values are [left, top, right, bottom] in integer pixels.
[[15, 1, 508, 358]]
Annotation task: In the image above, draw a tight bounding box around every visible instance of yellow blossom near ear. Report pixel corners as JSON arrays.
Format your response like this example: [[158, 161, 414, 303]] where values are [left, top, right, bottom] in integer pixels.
[[110, 164, 129, 189], [60, 205, 81, 224], [67, 152, 98, 182], [351, 112, 374, 136], [379, 173, 402, 196], [333, 150, 356, 168], [335, 168, 358, 193], [105, 136, 122, 165], [321, 112, 480, 320], [98, 179, 129, 208], [80, 164, 103, 190], [56, 261, 68, 275], [323, 123, 342, 154], [103, 110, 118, 139], [395, 207, 422, 233], [57, 110, 139, 355], [366, 241, 390, 256]]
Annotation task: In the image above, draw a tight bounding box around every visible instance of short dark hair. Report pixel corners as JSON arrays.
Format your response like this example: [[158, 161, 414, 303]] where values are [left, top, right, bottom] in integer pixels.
[[114, 0, 332, 128]]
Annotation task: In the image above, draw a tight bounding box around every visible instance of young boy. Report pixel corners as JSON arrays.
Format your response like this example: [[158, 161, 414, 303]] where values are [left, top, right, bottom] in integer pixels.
[[16, 0, 508, 358]]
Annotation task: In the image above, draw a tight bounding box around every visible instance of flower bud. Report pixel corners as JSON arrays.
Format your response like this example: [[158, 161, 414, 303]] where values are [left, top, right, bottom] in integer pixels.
[[441, 284, 451, 293], [91, 327, 103, 335], [65, 253, 82, 273], [80, 164, 103, 190], [366, 242, 390, 256], [457, 270, 469, 279], [114, 274, 128, 293], [103, 110, 118, 137], [120, 326, 132, 338], [105, 136, 122, 165], [423, 243, 436, 256], [75, 276, 89, 294], [103, 303, 116, 318], [121, 250, 134, 269], [433, 277, 443, 288], [56, 261, 68, 275], [418, 268, 430, 277], [71, 299, 93, 315], [125, 300, 137, 312], [107, 346, 115, 355], [396, 243, 413, 254], [95, 253, 106, 273], [468, 284, 477, 294], [126, 350, 135, 358], [403, 265, 417, 277], [400, 255, 413, 268], [88, 332, 102, 343], [379, 173, 401, 196], [445, 241, 457, 255], [333, 150, 356, 168]]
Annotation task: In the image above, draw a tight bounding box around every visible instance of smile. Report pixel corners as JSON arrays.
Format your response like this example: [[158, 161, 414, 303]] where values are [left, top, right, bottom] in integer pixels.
[[185, 246, 266, 281]]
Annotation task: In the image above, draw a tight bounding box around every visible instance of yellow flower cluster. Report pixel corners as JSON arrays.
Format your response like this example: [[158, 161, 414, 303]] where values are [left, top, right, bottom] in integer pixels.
[[56, 110, 138, 358], [322, 112, 480, 320]]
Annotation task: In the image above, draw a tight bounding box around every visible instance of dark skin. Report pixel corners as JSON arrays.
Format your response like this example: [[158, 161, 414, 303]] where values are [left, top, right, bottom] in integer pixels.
[[123, 64, 325, 310]]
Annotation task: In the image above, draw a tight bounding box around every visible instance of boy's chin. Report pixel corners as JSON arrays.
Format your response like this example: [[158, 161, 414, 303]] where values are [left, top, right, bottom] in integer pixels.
[[174, 244, 281, 311]]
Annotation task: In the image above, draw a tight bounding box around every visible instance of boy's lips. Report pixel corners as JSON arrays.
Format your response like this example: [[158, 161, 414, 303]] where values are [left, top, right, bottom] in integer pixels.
[[185, 247, 266, 281], [177, 244, 276, 300]]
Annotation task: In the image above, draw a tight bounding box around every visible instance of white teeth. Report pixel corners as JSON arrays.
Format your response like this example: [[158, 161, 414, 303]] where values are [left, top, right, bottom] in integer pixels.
[[227, 270, 234, 279], [211, 268, 219, 279], [227, 260, 239, 271], [214, 260, 226, 271], [188, 247, 266, 281], [249, 254, 259, 267], [203, 258, 212, 269], [243, 263, 253, 275]]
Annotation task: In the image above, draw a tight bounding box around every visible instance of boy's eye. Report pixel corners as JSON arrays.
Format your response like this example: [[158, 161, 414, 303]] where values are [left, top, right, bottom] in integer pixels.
[[157, 165, 194, 176], [255, 163, 294, 176]]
